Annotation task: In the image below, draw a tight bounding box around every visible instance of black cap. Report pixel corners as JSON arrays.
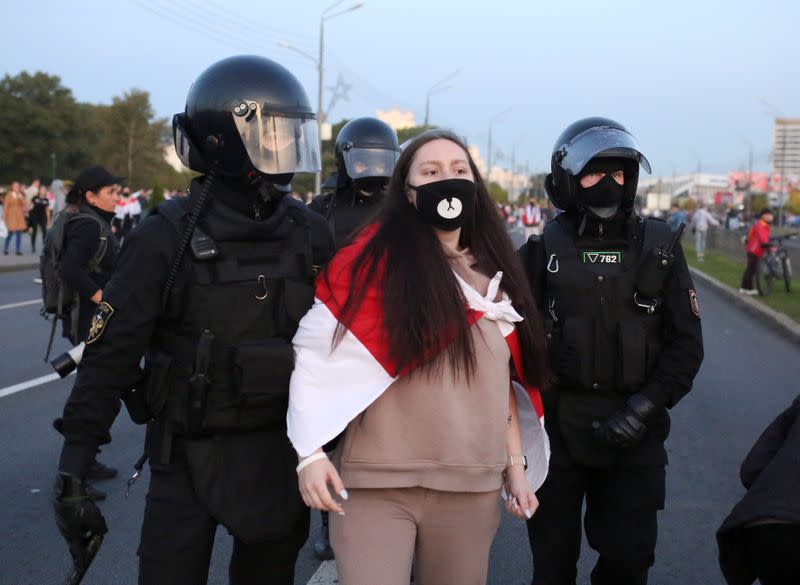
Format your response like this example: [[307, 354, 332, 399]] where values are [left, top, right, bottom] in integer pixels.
[[74, 166, 124, 192], [758, 207, 773, 217]]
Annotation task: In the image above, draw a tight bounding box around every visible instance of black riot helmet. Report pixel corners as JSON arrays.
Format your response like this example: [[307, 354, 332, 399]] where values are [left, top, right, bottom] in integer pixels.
[[545, 117, 651, 213], [334, 117, 399, 194], [173, 55, 321, 186]]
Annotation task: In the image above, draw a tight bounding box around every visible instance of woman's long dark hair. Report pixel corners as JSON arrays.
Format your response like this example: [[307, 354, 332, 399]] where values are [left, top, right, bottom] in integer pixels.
[[333, 129, 550, 387]]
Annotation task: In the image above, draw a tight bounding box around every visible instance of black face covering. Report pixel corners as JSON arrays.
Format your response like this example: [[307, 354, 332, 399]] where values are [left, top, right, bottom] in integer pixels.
[[408, 178, 476, 231], [579, 173, 625, 208], [353, 176, 388, 196], [577, 158, 626, 218]]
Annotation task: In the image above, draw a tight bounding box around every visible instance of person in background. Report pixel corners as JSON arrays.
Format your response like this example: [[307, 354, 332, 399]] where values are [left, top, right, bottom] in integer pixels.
[[3, 181, 27, 255], [739, 208, 773, 295], [717, 394, 800, 585], [690, 203, 720, 261], [521, 197, 544, 236], [668, 203, 687, 232], [29, 184, 51, 253]]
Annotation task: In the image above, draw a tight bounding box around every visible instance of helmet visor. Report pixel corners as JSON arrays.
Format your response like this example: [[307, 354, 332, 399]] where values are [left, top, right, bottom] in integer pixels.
[[557, 126, 651, 176], [342, 147, 398, 179], [233, 102, 321, 174]]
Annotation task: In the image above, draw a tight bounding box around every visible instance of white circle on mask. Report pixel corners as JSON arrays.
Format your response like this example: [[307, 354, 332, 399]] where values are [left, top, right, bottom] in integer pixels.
[[437, 197, 462, 219]]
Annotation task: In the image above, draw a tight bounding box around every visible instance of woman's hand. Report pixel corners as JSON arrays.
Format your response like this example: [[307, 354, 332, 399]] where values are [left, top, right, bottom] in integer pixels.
[[504, 465, 538, 520], [297, 454, 348, 515], [90, 290, 103, 304]]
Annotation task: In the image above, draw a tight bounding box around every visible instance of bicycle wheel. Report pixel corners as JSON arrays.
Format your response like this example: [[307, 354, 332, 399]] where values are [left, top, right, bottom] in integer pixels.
[[782, 257, 792, 293], [756, 260, 774, 296]]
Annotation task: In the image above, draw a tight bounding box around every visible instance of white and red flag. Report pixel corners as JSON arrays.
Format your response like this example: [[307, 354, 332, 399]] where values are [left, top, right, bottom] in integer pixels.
[[287, 228, 550, 491]]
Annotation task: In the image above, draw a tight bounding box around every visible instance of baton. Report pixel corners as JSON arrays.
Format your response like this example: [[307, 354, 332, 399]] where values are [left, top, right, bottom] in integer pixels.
[[63, 533, 103, 585]]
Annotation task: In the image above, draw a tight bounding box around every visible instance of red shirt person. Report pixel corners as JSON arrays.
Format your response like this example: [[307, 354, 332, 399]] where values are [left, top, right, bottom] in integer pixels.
[[740, 209, 773, 294]]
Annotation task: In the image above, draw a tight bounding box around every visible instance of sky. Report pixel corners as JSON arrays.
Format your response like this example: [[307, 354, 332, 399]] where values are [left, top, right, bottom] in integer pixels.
[[3, 0, 799, 176]]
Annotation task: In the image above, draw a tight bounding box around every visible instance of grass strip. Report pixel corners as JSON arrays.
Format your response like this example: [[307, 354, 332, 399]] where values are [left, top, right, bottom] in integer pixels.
[[683, 243, 800, 323]]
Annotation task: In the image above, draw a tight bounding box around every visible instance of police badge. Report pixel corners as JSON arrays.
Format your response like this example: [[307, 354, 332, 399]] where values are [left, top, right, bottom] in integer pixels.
[[86, 302, 115, 345], [688, 289, 701, 318]]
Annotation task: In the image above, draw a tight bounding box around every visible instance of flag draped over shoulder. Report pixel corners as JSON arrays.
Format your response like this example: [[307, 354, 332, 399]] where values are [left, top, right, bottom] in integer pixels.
[[287, 228, 550, 491]]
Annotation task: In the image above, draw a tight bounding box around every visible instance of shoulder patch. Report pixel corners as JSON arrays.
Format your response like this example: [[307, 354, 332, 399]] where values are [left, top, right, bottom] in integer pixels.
[[688, 289, 701, 318], [86, 302, 115, 345]]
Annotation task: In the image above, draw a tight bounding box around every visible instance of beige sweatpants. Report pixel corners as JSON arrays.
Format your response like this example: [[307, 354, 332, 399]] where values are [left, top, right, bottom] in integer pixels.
[[329, 487, 502, 585]]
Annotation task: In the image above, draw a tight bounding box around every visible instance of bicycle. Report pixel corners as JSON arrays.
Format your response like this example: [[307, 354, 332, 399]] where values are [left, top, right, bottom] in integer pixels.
[[756, 235, 793, 296]]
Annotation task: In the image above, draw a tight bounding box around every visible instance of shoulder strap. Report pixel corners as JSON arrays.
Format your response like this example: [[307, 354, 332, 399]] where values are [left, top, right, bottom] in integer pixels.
[[151, 198, 192, 235], [68, 210, 110, 272], [642, 218, 673, 258]]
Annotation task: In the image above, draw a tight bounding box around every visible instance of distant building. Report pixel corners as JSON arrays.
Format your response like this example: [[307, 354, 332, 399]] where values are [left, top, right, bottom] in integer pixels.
[[638, 173, 729, 205], [773, 118, 800, 177], [375, 106, 416, 131]]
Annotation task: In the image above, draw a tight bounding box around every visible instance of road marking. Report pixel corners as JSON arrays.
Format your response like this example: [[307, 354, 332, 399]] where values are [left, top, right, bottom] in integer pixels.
[[307, 561, 337, 585], [0, 298, 40, 311], [0, 371, 74, 399]]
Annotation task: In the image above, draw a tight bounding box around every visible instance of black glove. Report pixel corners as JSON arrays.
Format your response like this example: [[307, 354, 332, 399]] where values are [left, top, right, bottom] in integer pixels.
[[53, 473, 108, 572], [593, 394, 657, 449]]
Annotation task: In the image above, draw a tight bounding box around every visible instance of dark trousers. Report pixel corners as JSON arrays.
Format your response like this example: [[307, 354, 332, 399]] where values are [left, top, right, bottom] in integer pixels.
[[744, 524, 800, 585], [741, 252, 760, 290], [138, 458, 308, 585], [30, 219, 47, 251], [527, 464, 665, 585]]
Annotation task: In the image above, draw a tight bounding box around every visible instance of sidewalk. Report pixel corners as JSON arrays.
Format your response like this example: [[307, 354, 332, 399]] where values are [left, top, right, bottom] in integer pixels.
[[690, 266, 800, 347], [0, 248, 39, 273]]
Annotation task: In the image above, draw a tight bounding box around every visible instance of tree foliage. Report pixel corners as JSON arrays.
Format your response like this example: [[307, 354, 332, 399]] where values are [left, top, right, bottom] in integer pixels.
[[0, 71, 192, 189]]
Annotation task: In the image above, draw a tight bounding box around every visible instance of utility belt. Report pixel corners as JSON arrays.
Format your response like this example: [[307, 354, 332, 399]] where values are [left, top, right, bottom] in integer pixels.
[[124, 334, 295, 437]]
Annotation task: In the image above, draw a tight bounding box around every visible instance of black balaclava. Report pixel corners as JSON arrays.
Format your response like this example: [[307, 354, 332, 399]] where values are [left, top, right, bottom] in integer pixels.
[[577, 157, 627, 220]]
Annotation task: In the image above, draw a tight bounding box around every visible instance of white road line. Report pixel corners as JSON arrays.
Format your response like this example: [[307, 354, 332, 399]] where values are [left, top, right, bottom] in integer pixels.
[[0, 371, 74, 399], [0, 298, 41, 310], [307, 561, 337, 585]]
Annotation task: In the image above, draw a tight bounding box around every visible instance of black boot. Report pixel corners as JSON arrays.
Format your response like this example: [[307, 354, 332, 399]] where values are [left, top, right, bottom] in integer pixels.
[[86, 483, 107, 501], [87, 460, 118, 480], [313, 511, 335, 560]]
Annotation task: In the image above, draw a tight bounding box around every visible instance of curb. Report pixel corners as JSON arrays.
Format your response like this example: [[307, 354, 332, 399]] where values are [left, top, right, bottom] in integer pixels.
[[0, 262, 38, 274], [690, 267, 800, 347]]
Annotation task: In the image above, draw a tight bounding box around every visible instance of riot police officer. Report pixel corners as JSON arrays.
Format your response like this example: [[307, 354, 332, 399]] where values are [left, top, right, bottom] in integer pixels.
[[518, 117, 703, 585], [309, 116, 399, 247], [306, 116, 399, 560], [52, 55, 334, 585]]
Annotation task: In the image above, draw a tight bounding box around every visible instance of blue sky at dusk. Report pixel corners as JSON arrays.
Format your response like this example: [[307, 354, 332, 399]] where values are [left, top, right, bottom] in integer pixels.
[[3, 0, 798, 175]]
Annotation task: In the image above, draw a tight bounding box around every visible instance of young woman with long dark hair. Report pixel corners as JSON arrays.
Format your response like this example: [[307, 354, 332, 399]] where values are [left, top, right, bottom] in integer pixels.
[[287, 130, 551, 584]]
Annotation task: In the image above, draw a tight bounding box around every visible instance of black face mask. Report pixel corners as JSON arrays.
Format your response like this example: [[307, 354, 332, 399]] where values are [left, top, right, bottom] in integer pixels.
[[578, 173, 625, 209], [353, 176, 388, 196], [408, 178, 476, 231]]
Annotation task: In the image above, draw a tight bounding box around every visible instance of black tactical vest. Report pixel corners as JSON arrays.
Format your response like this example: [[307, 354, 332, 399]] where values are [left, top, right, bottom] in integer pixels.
[[543, 214, 672, 394], [144, 194, 316, 437]]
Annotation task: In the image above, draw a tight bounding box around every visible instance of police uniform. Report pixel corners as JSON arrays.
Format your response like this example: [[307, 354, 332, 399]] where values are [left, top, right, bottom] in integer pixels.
[[53, 56, 334, 585], [309, 117, 399, 248], [307, 116, 400, 560], [518, 118, 704, 585]]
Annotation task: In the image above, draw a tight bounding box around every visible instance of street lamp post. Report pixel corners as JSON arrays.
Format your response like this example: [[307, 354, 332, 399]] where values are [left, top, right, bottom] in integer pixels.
[[314, 1, 363, 195], [487, 107, 511, 184], [424, 69, 459, 126]]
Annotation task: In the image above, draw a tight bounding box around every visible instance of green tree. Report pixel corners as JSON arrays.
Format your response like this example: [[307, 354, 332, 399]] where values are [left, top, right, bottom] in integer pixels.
[[488, 181, 509, 204], [95, 89, 190, 189], [0, 71, 98, 184]]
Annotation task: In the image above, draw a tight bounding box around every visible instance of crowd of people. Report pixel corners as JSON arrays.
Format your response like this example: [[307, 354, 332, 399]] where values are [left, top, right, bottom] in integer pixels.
[[0, 180, 189, 254]]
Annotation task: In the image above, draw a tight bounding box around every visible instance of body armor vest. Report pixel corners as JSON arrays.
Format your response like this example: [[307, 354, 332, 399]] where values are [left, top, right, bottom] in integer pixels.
[[143, 195, 316, 437], [543, 214, 672, 394]]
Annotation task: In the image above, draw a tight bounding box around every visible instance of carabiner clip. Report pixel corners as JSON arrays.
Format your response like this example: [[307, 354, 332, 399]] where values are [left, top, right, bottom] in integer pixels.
[[255, 275, 268, 301], [547, 298, 558, 323], [547, 254, 559, 273], [633, 292, 658, 315]]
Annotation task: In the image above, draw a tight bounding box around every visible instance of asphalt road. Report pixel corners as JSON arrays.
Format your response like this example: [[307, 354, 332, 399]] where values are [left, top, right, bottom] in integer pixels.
[[0, 267, 797, 585]]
